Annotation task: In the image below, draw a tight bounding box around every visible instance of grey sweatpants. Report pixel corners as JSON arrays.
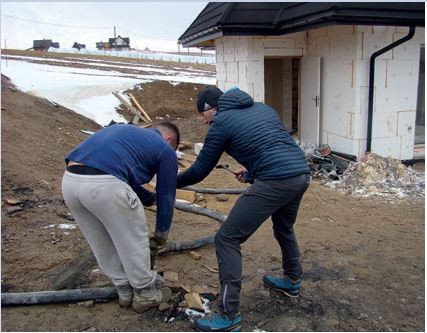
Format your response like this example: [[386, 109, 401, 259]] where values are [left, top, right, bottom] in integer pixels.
[[215, 173, 311, 316], [61, 171, 156, 289]]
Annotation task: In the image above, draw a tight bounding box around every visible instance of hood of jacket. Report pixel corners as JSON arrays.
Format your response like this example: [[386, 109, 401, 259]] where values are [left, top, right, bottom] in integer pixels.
[[217, 88, 254, 112]]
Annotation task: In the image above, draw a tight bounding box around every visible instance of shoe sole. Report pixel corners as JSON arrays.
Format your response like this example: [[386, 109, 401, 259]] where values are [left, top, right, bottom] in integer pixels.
[[132, 301, 158, 313], [118, 299, 132, 307], [263, 281, 299, 298], [194, 324, 241, 332]]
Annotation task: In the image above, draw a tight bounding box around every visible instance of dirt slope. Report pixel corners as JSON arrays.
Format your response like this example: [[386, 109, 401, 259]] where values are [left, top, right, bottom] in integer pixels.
[[1, 69, 425, 332]]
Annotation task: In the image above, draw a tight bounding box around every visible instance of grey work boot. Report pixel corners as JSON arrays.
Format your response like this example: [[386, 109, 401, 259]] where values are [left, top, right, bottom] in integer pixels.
[[153, 273, 165, 288], [132, 286, 172, 313], [117, 283, 134, 308]]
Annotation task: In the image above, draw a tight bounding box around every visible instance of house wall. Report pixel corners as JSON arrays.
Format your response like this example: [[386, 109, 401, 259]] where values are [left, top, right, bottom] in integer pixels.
[[307, 25, 425, 160], [215, 25, 424, 160], [215, 33, 306, 102]]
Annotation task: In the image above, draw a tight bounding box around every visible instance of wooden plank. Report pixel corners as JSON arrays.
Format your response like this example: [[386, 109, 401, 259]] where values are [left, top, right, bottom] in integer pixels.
[[176, 189, 196, 203], [111, 91, 149, 124], [128, 93, 152, 122], [184, 293, 204, 311], [202, 264, 219, 274], [144, 182, 156, 193], [144, 182, 196, 203], [188, 251, 201, 260], [178, 140, 192, 150]]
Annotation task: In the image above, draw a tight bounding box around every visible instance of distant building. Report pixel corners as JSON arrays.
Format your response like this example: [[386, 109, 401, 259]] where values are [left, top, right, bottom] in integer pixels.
[[96, 41, 110, 50], [109, 36, 130, 50], [33, 39, 60, 51], [96, 35, 130, 51], [72, 42, 86, 51]]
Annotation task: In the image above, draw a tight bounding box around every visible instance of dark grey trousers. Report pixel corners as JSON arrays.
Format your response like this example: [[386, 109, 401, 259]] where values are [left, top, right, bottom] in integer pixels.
[[215, 173, 310, 316]]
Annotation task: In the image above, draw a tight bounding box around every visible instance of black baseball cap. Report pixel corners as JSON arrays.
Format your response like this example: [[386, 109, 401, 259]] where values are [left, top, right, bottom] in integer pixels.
[[196, 87, 223, 113]]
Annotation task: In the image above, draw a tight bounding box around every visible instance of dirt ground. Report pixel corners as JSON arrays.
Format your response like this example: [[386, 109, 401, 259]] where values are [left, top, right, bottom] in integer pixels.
[[1, 51, 425, 332]]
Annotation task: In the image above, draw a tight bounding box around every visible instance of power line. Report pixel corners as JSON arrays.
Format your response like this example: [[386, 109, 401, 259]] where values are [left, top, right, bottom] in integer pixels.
[[116, 27, 175, 42], [2, 14, 178, 42], [1, 14, 111, 30]]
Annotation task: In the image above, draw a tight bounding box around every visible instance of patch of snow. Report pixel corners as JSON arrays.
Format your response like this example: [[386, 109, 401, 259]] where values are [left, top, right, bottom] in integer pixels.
[[58, 224, 77, 230], [49, 48, 216, 64], [1, 57, 215, 126]]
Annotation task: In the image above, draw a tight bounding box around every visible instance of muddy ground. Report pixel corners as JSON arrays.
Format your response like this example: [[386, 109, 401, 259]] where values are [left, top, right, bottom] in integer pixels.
[[1, 51, 425, 332]]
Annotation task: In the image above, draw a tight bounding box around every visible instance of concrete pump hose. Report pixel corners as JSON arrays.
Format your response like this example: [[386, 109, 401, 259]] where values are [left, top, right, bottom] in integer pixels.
[[1, 287, 118, 306]]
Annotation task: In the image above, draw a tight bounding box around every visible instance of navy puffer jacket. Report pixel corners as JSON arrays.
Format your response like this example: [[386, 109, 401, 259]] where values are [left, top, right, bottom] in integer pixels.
[[177, 88, 310, 188]]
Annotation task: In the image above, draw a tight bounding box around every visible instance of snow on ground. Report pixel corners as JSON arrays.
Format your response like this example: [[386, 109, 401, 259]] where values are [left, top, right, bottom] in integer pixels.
[[48, 47, 216, 64], [4, 55, 215, 76], [1, 56, 215, 126]]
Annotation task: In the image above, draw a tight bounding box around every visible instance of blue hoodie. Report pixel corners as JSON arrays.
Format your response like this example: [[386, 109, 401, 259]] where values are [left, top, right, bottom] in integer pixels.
[[66, 124, 177, 233], [177, 88, 309, 188]]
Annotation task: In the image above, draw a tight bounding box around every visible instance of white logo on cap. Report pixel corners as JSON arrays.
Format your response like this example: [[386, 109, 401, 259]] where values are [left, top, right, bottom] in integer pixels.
[[204, 102, 211, 111]]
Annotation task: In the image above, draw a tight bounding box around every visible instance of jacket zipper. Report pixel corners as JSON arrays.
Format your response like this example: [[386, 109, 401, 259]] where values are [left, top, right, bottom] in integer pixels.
[[223, 284, 228, 314]]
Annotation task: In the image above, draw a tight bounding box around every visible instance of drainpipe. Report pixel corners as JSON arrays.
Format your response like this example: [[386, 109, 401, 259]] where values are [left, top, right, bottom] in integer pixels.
[[366, 26, 416, 154]]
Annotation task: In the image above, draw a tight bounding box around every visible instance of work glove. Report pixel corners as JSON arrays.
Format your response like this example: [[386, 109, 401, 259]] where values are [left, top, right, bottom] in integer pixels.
[[235, 169, 249, 183], [142, 192, 156, 207], [149, 230, 169, 249]]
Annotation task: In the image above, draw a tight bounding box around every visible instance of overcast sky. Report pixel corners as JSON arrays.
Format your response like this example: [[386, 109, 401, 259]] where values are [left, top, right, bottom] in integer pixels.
[[0, 2, 208, 52]]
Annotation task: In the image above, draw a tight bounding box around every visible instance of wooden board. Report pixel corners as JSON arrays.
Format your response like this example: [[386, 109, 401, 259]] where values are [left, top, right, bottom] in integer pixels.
[[144, 182, 196, 203]]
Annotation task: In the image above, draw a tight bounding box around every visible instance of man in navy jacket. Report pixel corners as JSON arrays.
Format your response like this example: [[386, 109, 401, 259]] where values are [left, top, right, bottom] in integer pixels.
[[62, 122, 179, 313], [177, 87, 311, 331]]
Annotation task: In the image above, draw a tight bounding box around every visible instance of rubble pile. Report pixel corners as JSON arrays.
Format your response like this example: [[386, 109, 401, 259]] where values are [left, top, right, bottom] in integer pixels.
[[296, 141, 353, 180], [328, 153, 425, 199]]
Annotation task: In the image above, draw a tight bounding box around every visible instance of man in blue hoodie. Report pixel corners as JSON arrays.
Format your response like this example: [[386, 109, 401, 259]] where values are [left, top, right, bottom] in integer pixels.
[[177, 87, 311, 331], [62, 122, 179, 313]]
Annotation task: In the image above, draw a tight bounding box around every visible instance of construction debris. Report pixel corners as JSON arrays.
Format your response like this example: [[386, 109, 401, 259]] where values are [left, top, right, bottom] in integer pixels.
[[5, 198, 23, 205], [194, 143, 203, 155], [188, 251, 202, 260], [184, 293, 204, 311], [127, 93, 152, 122], [112, 91, 150, 125], [216, 194, 229, 202], [165, 289, 186, 323], [6, 206, 24, 215], [303, 144, 354, 180], [202, 264, 219, 274], [145, 183, 196, 203], [325, 153, 424, 199], [297, 141, 424, 200]]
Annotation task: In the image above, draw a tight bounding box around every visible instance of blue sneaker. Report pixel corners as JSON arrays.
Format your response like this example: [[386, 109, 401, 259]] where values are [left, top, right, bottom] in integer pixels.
[[263, 275, 301, 298], [194, 313, 241, 332]]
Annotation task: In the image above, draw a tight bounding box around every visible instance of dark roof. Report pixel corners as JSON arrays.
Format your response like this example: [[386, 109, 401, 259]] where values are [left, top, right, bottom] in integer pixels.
[[33, 39, 53, 48], [72, 42, 86, 50], [108, 36, 130, 47], [179, 2, 425, 47]]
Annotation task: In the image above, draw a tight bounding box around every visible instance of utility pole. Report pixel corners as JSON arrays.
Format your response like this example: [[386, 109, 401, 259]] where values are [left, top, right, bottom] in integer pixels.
[[114, 26, 116, 51], [4, 39, 7, 67]]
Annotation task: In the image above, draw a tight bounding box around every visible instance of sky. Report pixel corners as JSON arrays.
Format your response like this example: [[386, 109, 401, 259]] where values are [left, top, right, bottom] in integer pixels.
[[0, 1, 208, 52]]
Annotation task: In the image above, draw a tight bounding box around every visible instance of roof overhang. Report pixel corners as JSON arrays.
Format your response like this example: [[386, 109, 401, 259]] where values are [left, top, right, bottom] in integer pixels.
[[180, 28, 223, 48], [179, 2, 425, 48]]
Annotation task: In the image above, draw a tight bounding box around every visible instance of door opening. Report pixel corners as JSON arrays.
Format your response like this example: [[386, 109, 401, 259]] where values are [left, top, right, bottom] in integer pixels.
[[264, 57, 300, 135], [415, 45, 425, 145], [414, 45, 425, 159]]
